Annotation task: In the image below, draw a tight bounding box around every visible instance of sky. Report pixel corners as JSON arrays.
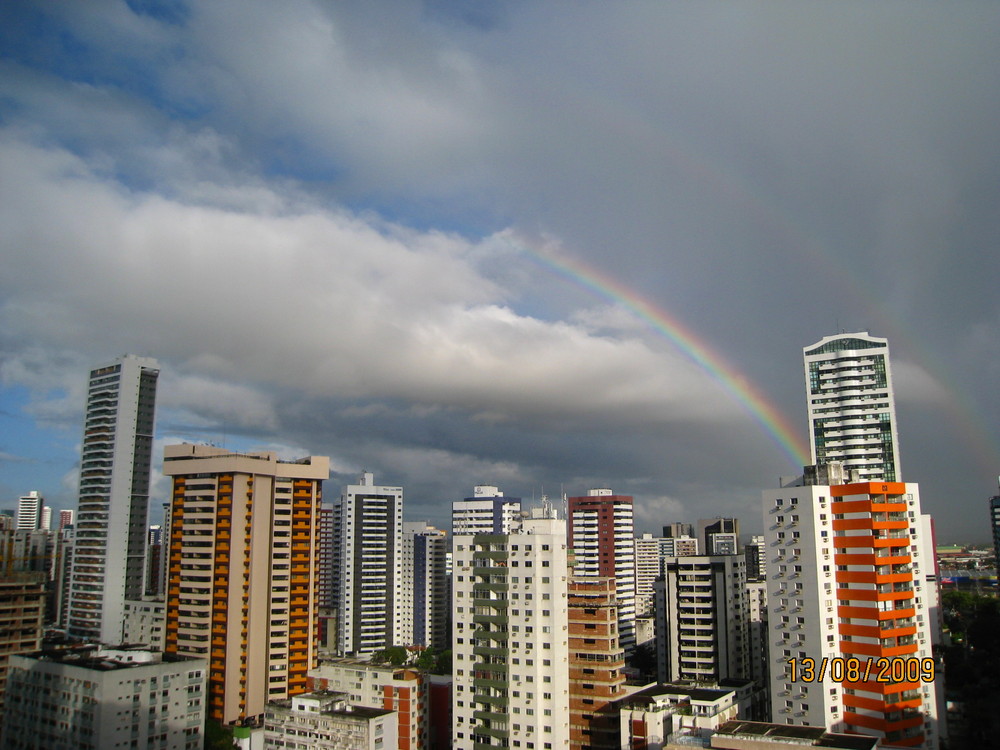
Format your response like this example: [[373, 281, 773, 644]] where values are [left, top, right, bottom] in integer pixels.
[[1, 1, 998, 543]]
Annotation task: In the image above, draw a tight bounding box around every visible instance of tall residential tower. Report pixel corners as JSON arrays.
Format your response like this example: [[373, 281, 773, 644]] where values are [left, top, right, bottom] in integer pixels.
[[804, 333, 900, 482], [452, 507, 571, 748], [332, 472, 404, 657], [567, 489, 637, 654], [162, 444, 329, 725], [762, 466, 940, 748], [68, 355, 158, 643]]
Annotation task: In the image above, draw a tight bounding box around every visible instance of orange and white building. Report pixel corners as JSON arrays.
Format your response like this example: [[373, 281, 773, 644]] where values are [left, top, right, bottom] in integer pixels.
[[763, 464, 940, 749], [162, 444, 329, 726], [309, 658, 427, 750]]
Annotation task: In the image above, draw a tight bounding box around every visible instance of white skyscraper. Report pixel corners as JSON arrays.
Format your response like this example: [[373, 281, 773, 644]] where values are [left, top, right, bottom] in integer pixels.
[[634, 533, 663, 617], [804, 332, 901, 482], [67, 355, 158, 643], [400, 521, 450, 650], [452, 507, 571, 748], [332, 472, 403, 656], [451, 485, 522, 536], [39, 506, 52, 532], [15, 491, 43, 531]]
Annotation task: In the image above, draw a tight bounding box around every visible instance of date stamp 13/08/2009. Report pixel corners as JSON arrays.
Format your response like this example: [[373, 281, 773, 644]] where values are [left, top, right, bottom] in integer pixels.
[[788, 656, 936, 684]]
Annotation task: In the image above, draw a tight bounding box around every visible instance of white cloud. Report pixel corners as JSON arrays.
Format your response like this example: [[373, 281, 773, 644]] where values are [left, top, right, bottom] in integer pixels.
[[0, 135, 741, 430], [633, 495, 686, 531]]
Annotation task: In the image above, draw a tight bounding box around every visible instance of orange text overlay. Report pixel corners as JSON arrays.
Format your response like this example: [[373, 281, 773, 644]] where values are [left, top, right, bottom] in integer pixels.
[[788, 656, 936, 684]]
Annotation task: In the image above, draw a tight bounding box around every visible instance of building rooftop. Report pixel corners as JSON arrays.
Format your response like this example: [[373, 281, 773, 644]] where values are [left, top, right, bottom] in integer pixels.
[[712, 721, 879, 749], [268, 691, 393, 720], [622, 683, 733, 705], [16, 645, 201, 672]]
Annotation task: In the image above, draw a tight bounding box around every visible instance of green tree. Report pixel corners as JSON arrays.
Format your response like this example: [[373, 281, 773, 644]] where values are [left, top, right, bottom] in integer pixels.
[[627, 642, 657, 679], [204, 719, 235, 750], [415, 648, 437, 670], [371, 645, 409, 666], [433, 649, 452, 675]]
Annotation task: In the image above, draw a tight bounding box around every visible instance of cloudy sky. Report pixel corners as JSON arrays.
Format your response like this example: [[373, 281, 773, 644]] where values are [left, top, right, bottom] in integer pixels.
[[1, 1, 998, 542]]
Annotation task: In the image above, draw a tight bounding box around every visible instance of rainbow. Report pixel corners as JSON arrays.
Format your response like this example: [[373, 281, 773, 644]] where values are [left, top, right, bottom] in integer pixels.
[[503, 233, 810, 468]]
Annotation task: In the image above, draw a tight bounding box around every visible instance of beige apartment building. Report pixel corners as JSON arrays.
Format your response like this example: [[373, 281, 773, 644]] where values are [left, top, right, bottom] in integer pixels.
[[162, 444, 329, 725]]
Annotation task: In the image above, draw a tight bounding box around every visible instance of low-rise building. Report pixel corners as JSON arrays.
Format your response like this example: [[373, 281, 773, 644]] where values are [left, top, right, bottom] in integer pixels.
[[3, 646, 206, 750], [617, 684, 741, 749], [263, 691, 396, 750], [310, 658, 426, 750]]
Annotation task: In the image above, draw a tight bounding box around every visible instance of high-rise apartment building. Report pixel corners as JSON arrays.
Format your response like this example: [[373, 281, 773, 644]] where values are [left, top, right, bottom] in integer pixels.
[[655, 555, 750, 684], [15, 492, 43, 531], [451, 485, 522, 536], [804, 333, 901, 482], [53, 527, 74, 629], [762, 468, 940, 748], [317, 505, 337, 611], [162, 444, 329, 725], [662, 522, 694, 539], [745, 535, 767, 583], [634, 534, 663, 617], [0, 575, 45, 723], [567, 577, 626, 749], [57, 509, 74, 531], [68, 355, 158, 643], [699, 517, 740, 555], [401, 521, 450, 650], [568, 489, 637, 654], [332, 472, 403, 657], [452, 507, 571, 748], [991, 489, 1000, 575]]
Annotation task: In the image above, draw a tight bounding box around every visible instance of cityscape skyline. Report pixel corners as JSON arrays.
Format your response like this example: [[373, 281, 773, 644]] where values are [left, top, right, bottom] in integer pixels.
[[1, 2, 999, 545]]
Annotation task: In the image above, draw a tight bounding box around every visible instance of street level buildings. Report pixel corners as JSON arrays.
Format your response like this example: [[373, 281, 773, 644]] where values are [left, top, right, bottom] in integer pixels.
[[804, 333, 900, 482], [617, 684, 741, 749], [567, 489, 637, 655], [162, 443, 329, 725], [3, 646, 206, 750], [452, 507, 571, 748], [263, 691, 397, 750], [68, 355, 159, 643], [310, 658, 426, 750]]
